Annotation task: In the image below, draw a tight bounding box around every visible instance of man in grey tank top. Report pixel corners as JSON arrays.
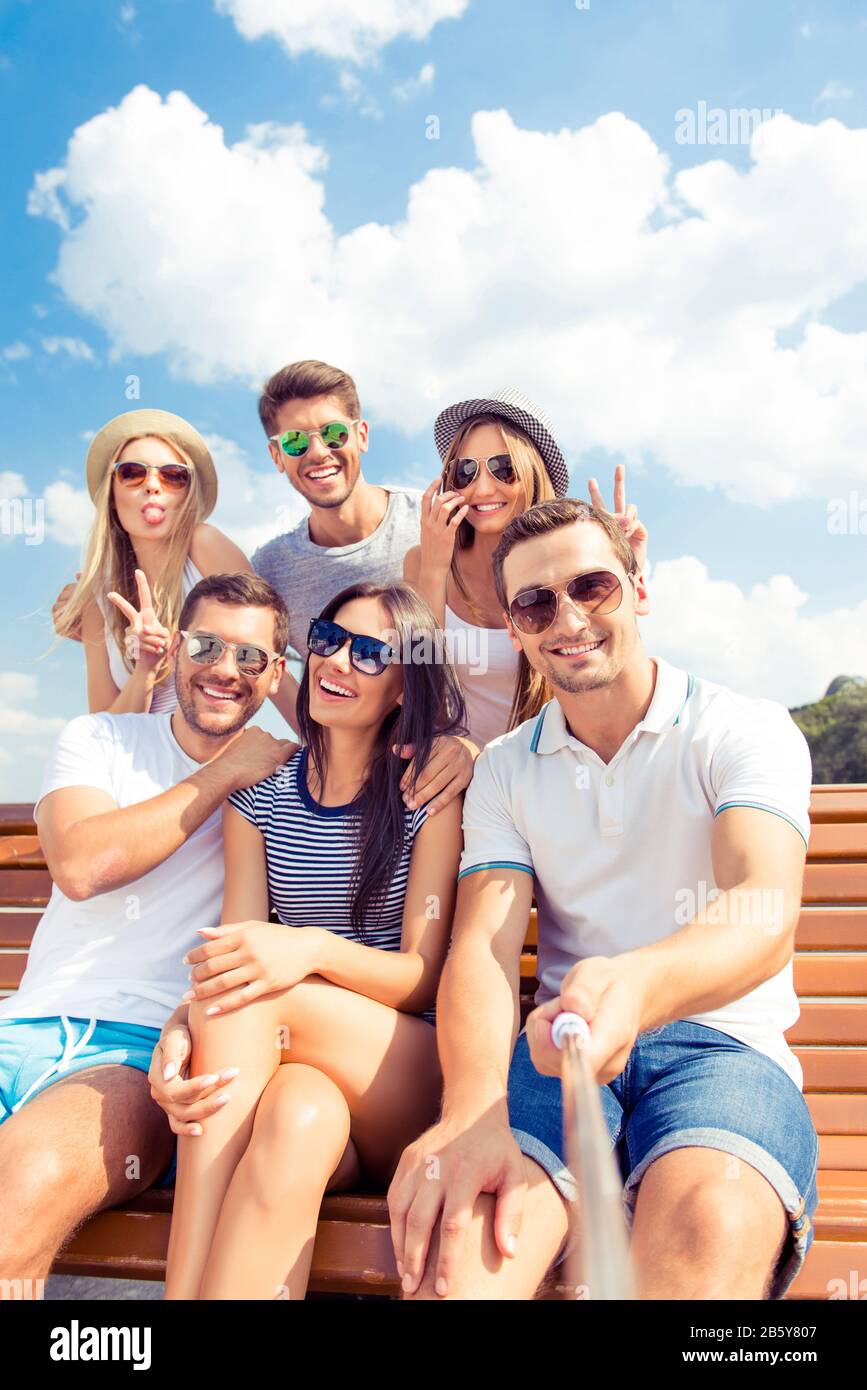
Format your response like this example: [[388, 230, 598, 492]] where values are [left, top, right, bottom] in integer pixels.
[[252, 360, 422, 659]]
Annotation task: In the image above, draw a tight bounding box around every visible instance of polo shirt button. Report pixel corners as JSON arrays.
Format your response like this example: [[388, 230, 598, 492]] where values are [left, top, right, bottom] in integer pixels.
[[604, 774, 614, 787]]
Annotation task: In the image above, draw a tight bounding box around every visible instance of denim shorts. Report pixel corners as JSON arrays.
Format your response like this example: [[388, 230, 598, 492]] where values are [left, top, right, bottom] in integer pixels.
[[508, 1020, 819, 1299], [0, 1015, 176, 1187]]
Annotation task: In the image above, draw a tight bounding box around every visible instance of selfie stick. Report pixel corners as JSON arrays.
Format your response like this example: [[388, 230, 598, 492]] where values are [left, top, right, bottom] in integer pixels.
[[551, 1011, 635, 1300]]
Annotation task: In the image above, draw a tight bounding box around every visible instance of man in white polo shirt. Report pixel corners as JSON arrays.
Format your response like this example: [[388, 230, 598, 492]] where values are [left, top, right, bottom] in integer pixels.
[[389, 498, 818, 1301]]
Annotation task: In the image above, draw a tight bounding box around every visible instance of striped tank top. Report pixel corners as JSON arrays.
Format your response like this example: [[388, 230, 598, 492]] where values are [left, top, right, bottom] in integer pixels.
[[227, 748, 435, 1024]]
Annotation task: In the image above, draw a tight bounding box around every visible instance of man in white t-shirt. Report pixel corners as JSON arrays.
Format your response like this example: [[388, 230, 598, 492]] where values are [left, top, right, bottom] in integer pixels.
[[389, 498, 818, 1302], [0, 572, 296, 1296]]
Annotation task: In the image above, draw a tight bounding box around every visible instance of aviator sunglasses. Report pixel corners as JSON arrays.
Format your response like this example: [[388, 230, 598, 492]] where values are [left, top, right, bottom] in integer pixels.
[[509, 569, 625, 635], [307, 618, 396, 676], [447, 453, 517, 490], [269, 420, 361, 459], [113, 460, 192, 491], [180, 630, 282, 677]]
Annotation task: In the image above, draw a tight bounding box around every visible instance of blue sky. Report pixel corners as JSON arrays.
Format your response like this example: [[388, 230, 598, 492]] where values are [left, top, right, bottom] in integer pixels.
[[1, 0, 866, 798]]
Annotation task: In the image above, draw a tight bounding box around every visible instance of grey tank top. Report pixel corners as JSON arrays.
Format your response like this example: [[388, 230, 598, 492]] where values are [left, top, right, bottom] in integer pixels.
[[252, 488, 422, 658]]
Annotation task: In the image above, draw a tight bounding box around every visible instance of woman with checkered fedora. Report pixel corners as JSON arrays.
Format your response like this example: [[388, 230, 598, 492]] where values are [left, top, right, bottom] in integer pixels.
[[52, 408, 252, 716], [403, 389, 649, 746]]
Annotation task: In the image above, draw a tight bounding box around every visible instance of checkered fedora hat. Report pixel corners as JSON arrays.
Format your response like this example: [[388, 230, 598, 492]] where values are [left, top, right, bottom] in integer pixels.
[[433, 387, 569, 497]]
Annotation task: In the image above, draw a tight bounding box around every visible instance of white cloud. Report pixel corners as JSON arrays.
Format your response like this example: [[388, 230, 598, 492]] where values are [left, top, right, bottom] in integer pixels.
[[42, 480, 97, 547], [214, 0, 468, 64], [41, 336, 96, 361], [0, 471, 28, 499], [816, 80, 855, 104], [393, 62, 435, 103], [3, 342, 32, 361], [28, 87, 867, 505], [643, 556, 867, 707], [338, 70, 382, 120], [800, 23, 815, 40], [119, 3, 136, 24], [0, 673, 66, 786]]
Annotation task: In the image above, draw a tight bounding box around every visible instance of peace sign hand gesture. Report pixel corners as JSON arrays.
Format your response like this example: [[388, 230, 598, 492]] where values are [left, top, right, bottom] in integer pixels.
[[106, 568, 173, 671], [587, 463, 648, 575]]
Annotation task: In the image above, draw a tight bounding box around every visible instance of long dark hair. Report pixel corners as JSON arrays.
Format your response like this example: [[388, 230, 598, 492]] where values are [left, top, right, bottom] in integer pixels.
[[295, 582, 467, 939]]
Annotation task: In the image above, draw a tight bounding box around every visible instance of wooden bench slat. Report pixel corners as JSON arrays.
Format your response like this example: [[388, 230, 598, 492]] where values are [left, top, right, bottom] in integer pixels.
[[803, 863, 867, 904], [794, 954, 867, 995], [0, 869, 51, 907], [807, 1093, 867, 1135], [785, 1239, 867, 1299], [818, 1135, 867, 1170], [787, 1003, 867, 1046], [0, 835, 45, 869], [809, 786, 867, 825], [0, 911, 42, 948], [807, 822, 867, 859], [0, 953, 27, 992], [797, 909, 867, 950], [797, 1048, 867, 1092], [0, 805, 37, 835]]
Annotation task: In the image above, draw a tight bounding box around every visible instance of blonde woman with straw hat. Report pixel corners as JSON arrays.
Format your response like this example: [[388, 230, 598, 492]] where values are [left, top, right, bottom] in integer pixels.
[[53, 409, 257, 718], [403, 389, 649, 749]]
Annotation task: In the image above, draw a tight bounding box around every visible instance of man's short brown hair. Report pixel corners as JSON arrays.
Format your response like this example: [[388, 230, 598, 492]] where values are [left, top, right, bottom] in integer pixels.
[[179, 572, 290, 657], [492, 498, 638, 610], [258, 360, 361, 437]]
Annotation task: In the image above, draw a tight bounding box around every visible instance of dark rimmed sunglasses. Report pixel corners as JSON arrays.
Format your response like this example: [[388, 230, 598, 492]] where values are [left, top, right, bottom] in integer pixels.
[[113, 460, 192, 491], [269, 419, 361, 459], [307, 618, 396, 677], [180, 630, 281, 677], [508, 569, 624, 635], [448, 453, 516, 490]]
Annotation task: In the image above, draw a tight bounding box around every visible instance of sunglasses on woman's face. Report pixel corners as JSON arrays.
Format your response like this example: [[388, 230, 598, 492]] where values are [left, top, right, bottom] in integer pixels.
[[113, 460, 192, 491], [307, 618, 396, 677], [180, 630, 281, 677], [508, 569, 625, 635], [448, 453, 517, 490], [269, 420, 361, 459]]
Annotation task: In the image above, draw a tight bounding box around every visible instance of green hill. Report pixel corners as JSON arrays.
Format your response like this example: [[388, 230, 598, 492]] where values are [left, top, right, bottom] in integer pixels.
[[790, 679, 867, 784]]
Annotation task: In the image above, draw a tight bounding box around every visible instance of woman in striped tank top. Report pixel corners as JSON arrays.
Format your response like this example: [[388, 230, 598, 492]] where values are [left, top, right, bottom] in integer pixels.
[[164, 582, 467, 1300]]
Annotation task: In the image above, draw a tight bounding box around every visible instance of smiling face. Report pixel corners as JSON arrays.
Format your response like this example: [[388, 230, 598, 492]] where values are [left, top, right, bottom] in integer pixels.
[[502, 520, 649, 694], [171, 598, 285, 737], [307, 596, 404, 730], [447, 421, 525, 536], [267, 393, 368, 510], [111, 435, 192, 540]]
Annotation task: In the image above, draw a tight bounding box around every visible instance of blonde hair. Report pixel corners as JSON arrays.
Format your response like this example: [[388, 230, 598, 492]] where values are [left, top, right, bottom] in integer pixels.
[[441, 414, 556, 730], [52, 434, 205, 691]]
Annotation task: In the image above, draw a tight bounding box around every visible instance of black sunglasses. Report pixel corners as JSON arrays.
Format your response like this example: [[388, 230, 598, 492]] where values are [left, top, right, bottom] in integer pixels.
[[508, 570, 624, 635], [448, 453, 516, 490], [307, 618, 397, 676]]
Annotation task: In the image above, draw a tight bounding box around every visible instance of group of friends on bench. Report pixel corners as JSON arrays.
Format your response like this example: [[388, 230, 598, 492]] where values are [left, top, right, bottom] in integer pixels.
[[0, 361, 818, 1299]]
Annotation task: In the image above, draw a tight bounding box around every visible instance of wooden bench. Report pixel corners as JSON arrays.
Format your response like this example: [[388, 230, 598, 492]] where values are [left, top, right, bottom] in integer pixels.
[[1, 791, 865, 1298]]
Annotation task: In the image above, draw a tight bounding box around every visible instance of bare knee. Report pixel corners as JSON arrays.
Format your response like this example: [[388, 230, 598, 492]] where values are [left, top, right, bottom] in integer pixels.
[[243, 1067, 351, 1206], [0, 1141, 78, 1266]]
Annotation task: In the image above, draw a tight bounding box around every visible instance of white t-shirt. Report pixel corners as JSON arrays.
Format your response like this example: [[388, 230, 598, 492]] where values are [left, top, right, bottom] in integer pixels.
[[458, 657, 813, 1089], [0, 711, 224, 1030]]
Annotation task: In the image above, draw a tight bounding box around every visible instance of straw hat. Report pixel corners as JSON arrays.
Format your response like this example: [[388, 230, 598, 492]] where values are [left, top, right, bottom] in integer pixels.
[[433, 387, 569, 498], [85, 409, 218, 518]]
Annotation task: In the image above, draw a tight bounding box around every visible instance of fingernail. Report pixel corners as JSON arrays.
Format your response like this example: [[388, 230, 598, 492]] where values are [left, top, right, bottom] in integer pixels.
[[220, 1067, 241, 1080], [189, 1124, 203, 1136], [163, 1062, 177, 1081], [401, 1273, 413, 1292], [205, 1005, 221, 1016], [396, 1261, 404, 1278], [214, 1091, 232, 1106], [435, 1277, 448, 1297], [181, 990, 194, 1002], [505, 1234, 517, 1256], [200, 1074, 219, 1086], [181, 954, 190, 965]]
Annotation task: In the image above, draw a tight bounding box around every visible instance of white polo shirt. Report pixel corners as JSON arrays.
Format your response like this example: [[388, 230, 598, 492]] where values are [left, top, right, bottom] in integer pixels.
[[458, 657, 812, 1088]]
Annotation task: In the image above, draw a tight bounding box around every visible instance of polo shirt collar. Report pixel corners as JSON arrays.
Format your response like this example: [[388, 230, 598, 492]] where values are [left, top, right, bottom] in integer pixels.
[[530, 657, 694, 755]]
